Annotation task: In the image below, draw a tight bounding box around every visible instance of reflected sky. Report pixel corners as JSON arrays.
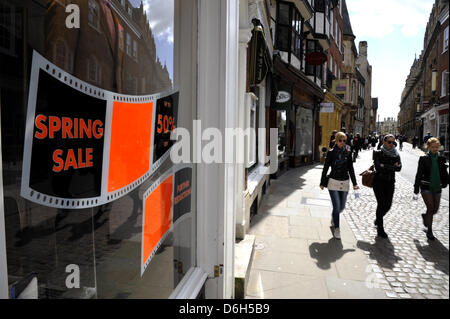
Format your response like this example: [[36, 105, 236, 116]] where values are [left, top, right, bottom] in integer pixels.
[[129, 0, 174, 81]]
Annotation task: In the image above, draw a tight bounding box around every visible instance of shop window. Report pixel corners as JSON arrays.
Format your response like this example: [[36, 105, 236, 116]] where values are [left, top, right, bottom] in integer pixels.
[[1, 0, 196, 299], [275, 1, 303, 61], [88, 0, 100, 31]]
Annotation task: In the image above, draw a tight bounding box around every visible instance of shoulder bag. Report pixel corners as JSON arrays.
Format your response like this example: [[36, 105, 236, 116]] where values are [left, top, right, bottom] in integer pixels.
[[360, 165, 375, 188]]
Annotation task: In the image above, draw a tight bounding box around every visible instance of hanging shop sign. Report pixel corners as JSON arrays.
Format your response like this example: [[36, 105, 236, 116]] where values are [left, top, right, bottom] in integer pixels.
[[21, 51, 179, 209], [320, 102, 334, 113], [141, 164, 192, 276], [305, 52, 327, 65], [250, 25, 272, 86], [271, 79, 293, 111], [275, 91, 291, 104]]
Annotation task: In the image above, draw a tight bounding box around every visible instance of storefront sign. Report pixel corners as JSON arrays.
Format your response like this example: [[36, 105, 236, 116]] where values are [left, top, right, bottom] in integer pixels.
[[275, 91, 291, 104], [320, 102, 334, 113], [141, 164, 192, 276], [21, 51, 179, 209], [429, 112, 436, 120]]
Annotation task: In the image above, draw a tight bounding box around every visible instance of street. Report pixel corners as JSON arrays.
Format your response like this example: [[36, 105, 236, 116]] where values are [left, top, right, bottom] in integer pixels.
[[246, 144, 449, 299], [346, 145, 449, 299]]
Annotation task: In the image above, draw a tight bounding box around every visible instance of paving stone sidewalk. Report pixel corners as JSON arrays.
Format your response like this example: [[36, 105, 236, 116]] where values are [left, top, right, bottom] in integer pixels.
[[245, 161, 387, 299], [345, 149, 449, 299]]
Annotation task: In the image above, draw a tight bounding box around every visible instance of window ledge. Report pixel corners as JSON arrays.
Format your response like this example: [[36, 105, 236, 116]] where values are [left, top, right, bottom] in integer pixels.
[[169, 267, 208, 299]]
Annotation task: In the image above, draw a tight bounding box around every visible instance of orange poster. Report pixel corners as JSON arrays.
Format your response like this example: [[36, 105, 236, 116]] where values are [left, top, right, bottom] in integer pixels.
[[141, 175, 173, 273]]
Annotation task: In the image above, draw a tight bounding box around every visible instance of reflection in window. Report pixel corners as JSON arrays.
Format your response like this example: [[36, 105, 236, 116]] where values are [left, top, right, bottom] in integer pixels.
[[88, 56, 99, 84], [88, 0, 100, 30], [54, 38, 72, 72], [126, 33, 131, 56], [133, 40, 138, 61]]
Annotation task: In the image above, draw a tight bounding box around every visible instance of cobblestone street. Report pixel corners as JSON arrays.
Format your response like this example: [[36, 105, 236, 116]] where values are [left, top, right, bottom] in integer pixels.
[[344, 148, 449, 299]]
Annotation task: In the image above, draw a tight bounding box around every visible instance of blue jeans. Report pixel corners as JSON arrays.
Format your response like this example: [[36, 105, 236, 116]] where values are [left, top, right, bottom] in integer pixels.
[[328, 190, 348, 228]]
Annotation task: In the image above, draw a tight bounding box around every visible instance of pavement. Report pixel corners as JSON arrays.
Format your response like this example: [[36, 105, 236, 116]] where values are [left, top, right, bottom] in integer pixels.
[[245, 145, 449, 299]]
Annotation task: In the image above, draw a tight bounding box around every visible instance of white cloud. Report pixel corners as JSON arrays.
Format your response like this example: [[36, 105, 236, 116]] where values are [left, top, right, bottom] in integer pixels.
[[143, 0, 174, 43], [346, 0, 434, 39]]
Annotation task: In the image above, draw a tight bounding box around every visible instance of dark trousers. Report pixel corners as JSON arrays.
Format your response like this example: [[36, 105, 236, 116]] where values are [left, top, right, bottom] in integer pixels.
[[421, 191, 441, 233], [373, 179, 395, 229]]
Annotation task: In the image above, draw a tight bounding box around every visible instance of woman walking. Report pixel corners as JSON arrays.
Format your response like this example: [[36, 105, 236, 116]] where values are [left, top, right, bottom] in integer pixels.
[[414, 138, 449, 240], [372, 134, 402, 238], [320, 132, 359, 239]]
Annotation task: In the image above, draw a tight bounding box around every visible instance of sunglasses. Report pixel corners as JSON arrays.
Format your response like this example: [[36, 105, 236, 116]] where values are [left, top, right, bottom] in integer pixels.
[[386, 140, 394, 144], [338, 139, 347, 142]]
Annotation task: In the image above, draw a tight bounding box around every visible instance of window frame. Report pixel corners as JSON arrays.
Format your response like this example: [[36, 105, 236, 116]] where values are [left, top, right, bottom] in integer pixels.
[[275, 1, 304, 62]]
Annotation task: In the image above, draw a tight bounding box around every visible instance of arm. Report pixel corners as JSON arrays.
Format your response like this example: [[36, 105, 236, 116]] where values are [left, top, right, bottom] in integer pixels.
[[414, 157, 424, 194], [320, 150, 333, 187], [347, 152, 357, 186]]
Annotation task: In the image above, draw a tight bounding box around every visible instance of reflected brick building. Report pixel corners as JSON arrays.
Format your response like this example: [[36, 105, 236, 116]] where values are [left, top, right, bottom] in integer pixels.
[[46, 0, 171, 95]]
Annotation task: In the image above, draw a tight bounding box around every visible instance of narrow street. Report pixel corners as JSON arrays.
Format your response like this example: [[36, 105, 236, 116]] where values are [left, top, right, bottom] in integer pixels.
[[246, 145, 449, 299]]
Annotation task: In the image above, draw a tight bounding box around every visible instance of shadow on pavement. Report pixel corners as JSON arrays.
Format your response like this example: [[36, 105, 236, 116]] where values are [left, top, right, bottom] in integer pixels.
[[414, 239, 449, 276], [357, 238, 402, 270], [309, 237, 355, 270]]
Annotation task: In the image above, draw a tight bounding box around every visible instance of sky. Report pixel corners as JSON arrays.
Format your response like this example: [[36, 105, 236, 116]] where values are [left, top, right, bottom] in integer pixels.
[[346, 0, 435, 121], [130, 0, 174, 81]]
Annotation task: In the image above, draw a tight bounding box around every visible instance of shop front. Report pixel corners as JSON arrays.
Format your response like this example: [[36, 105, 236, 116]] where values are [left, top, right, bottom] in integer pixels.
[[271, 55, 324, 168]]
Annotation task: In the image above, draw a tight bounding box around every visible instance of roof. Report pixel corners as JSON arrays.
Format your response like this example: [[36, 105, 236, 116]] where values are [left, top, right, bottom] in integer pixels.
[[342, 0, 354, 37]]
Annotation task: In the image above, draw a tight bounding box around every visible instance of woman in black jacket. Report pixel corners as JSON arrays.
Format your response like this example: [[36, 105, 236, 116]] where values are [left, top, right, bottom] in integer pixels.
[[372, 134, 402, 239], [414, 138, 449, 240], [320, 132, 359, 240]]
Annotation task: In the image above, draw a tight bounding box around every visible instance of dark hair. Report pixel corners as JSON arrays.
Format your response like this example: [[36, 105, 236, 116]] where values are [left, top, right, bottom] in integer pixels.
[[383, 134, 395, 141]]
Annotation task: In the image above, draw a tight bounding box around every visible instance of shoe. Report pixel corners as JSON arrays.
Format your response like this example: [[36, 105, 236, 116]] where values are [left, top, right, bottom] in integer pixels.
[[334, 228, 341, 239], [426, 231, 435, 241], [374, 219, 377, 226], [377, 229, 388, 239]]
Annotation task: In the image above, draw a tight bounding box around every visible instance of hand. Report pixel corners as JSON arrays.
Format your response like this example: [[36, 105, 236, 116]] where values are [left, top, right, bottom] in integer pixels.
[[394, 162, 400, 167], [353, 185, 360, 190], [380, 164, 384, 167], [320, 186, 324, 190]]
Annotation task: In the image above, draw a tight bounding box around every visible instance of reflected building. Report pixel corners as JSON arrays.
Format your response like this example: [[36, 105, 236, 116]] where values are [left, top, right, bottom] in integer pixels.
[[45, 0, 171, 95]]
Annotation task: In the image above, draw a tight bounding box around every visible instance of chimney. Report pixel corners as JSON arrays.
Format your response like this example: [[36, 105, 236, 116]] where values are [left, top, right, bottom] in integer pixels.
[[359, 41, 367, 57]]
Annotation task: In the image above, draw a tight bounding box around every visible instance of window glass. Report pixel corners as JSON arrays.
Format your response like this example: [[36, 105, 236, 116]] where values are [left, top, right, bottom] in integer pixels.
[[278, 2, 290, 25], [1, 0, 196, 299], [276, 25, 290, 51]]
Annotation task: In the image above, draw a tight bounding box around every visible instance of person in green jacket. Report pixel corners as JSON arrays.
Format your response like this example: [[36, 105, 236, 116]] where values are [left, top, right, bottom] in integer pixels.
[[414, 138, 449, 240]]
